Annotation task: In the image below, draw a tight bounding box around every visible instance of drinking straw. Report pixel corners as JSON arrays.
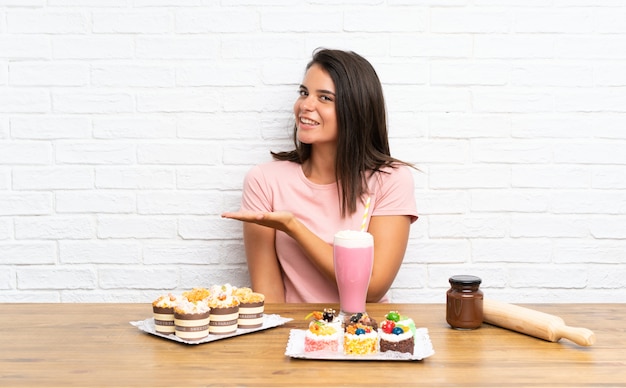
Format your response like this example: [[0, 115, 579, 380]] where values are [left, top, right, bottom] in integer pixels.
[[360, 196, 371, 232]]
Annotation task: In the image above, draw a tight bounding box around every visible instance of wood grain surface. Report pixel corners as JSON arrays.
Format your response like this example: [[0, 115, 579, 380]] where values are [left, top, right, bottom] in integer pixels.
[[0, 302, 624, 387]]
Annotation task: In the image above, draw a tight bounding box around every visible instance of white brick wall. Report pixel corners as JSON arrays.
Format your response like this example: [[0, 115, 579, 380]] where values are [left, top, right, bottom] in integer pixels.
[[1, 1, 625, 304]]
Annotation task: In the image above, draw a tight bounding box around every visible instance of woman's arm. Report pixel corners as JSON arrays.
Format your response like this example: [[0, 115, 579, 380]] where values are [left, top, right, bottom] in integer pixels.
[[223, 211, 412, 302], [242, 222, 285, 303], [288, 214, 411, 302], [366, 214, 411, 302], [222, 211, 335, 286], [222, 212, 411, 302], [282, 213, 411, 302]]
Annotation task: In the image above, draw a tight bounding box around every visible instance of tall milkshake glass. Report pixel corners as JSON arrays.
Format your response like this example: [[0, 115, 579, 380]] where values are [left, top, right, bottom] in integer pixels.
[[333, 230, 374, 319]]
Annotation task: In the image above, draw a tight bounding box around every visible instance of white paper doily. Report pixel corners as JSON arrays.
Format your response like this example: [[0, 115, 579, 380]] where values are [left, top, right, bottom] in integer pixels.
[[285, 328, 435, 361], [131, 314, 292, 345]]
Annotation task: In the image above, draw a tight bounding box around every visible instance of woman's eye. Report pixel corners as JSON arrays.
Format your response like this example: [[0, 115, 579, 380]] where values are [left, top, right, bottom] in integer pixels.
[[320, 95, 333, 102], [298, 89, 308, 96]]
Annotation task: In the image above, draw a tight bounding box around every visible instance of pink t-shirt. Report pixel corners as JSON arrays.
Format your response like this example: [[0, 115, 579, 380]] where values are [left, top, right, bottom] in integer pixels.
[[240, 160, 418, 303]]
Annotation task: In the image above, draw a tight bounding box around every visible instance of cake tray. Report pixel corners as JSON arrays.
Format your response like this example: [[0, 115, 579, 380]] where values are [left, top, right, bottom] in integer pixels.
[[285, 328, 435, 361], [131, 314, 292, 345]]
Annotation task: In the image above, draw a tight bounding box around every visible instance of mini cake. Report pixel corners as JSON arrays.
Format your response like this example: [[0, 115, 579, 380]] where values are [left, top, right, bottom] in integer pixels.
[[343, 314, 378, 355], [234, 287, 265, 329], [378, 311, 415, 355], [182, 287, 210, 303], [208, 284, 240, 335], [304, 308, 341, 353], [174, 299, 211, 340], [152, 293, 179, 334]]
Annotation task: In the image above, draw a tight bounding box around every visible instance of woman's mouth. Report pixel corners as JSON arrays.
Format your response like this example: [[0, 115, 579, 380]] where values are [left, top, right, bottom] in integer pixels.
[[299, 117, 319, 126]]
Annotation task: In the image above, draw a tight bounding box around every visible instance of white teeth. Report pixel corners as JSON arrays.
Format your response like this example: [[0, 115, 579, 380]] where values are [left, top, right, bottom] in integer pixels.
[[300, 117, 319, 125]]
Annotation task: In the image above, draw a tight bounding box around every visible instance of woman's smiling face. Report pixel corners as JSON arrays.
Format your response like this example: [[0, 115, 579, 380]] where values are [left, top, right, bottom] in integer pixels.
[[293, 64, 338, 147]]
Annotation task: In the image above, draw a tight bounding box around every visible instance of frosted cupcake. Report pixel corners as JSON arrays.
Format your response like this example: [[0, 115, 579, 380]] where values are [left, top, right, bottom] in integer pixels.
[[152, 293, 179, 334], [208, 284, 240, 335], [174, 298, 211, 340], [234, 287, 265, 329]]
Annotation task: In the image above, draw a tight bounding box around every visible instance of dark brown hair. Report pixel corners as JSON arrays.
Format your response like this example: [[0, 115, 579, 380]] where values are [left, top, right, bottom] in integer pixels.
[[271, 48, 412, 216]]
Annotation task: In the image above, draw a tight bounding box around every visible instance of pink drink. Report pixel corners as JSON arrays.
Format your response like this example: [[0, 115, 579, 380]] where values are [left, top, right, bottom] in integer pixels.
[[333, 230, 374, 315]]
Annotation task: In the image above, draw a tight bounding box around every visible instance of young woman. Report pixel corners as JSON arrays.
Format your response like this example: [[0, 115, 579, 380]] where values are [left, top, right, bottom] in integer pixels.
[[222, 49, 418, 303]]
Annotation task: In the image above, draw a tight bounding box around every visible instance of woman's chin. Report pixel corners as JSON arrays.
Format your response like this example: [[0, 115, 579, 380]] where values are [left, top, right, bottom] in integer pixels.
[[296, 131, 314, 145]]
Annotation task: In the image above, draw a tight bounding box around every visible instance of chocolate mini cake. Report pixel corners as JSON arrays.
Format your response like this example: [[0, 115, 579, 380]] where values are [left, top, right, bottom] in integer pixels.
[[378, 311, 415, 355], [379, 331, 414, 354]]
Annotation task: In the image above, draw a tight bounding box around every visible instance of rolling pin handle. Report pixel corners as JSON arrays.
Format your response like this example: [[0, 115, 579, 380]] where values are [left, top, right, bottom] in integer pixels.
[[556, 326, 596, 347]]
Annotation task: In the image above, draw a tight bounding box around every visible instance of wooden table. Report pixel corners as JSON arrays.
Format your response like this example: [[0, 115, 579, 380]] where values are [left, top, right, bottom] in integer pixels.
[[0, 303, 624, 387]]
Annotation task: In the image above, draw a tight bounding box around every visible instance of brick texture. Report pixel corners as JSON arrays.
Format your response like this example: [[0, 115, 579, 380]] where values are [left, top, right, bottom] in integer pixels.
[[1, 2, 625, 303]]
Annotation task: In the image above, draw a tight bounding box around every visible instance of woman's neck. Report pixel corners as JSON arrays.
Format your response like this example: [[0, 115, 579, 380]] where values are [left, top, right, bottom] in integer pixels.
[[302, 148, 336, 185]]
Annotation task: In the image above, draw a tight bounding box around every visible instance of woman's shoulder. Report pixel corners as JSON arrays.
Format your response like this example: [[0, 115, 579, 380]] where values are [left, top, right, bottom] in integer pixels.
[[376, 163, 415, 181], [247, 160, 301, 180], [368, 163, 416, 195]]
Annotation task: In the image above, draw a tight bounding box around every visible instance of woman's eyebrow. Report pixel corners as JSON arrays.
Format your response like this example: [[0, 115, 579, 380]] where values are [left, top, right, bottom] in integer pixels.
[[299, 84, 336, 96]]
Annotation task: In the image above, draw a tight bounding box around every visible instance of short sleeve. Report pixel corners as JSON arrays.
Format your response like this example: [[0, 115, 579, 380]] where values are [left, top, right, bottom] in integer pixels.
[[370, 165, 418, 223], [240, 165, 273, 212]]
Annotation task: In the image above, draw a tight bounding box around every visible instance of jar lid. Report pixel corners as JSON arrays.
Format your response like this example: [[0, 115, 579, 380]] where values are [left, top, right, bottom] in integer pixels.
[[449, 275, 482, 285]]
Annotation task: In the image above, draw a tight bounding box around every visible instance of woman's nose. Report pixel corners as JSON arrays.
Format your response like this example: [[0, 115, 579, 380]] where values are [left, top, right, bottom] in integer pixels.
[[300, 95, 315, 111]]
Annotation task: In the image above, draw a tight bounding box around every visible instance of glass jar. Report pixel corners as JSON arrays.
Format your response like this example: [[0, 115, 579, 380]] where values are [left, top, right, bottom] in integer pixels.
[[446, 275, 483, 330]]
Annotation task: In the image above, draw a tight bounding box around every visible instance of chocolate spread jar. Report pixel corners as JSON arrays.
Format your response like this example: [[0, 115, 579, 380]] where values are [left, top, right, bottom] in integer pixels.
[[446, 275, 483, 330]]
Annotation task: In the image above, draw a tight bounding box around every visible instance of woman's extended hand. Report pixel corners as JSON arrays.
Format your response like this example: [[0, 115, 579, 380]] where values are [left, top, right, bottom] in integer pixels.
[[223, 210, 335, 284], [221, 211, 297, 234]]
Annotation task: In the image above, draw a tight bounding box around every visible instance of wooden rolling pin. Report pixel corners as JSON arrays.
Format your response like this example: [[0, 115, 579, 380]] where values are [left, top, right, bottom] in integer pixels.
[[483, 299, 596, 346]]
